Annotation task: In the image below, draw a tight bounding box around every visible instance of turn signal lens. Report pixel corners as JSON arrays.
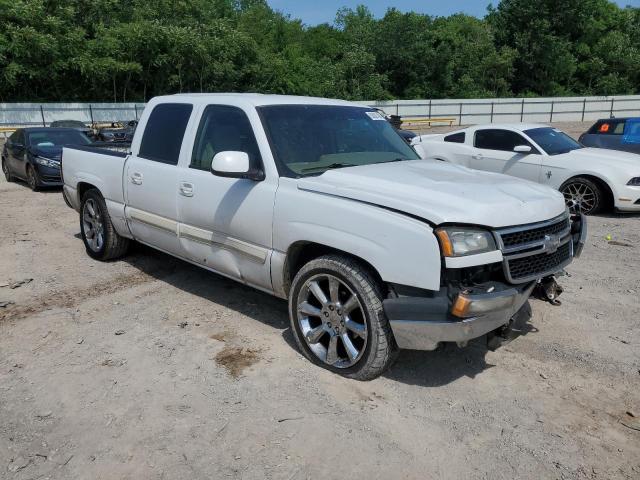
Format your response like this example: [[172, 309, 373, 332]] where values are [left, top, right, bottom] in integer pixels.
[[451, 294, 472, 318], [435, 229, 454, 256]]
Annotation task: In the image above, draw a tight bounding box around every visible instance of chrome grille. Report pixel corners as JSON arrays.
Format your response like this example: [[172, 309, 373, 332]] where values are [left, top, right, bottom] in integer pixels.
[[495, 213, 573, 284]]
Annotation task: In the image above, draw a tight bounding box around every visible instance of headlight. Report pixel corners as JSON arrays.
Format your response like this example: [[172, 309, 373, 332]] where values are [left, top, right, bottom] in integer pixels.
[[435, 227, 497, 257], [34, 156, 61, 168], [627, 177, 640, 186]]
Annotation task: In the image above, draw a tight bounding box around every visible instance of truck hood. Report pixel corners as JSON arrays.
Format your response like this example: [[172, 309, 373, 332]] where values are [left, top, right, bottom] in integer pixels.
[[297, 160, 566, 227]]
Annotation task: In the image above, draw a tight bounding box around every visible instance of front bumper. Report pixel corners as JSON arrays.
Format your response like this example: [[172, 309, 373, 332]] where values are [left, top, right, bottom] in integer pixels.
[[614, 185, 640, 211], [34, 164, 62, 185], [385, 214, 587, 351], [385, 282, 535, 351]]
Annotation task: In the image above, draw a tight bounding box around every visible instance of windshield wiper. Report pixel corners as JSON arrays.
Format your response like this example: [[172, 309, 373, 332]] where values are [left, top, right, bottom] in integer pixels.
[[301, 162, 356, 173]]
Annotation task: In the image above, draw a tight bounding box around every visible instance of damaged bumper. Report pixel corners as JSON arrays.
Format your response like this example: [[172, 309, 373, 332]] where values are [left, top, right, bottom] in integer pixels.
[[385, 282, 535, 351], [385, 213, 586, 351]]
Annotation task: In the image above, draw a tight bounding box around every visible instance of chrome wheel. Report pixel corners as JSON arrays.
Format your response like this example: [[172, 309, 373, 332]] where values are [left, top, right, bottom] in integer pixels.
[[82, 198, 104, 252], [296, 274, 368, 368], [562, 182, 596, 214]]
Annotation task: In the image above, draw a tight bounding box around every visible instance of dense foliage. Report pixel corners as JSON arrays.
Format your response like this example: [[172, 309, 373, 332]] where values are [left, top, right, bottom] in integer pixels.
[[0, 0, 638, 102]]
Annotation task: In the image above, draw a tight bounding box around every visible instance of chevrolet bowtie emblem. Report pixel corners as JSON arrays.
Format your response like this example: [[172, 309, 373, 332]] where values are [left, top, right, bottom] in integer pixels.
[[543, 234, 561, 254]]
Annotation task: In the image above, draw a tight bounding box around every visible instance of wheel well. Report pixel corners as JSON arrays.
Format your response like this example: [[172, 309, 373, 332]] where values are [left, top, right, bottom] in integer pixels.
[[283, 241, 384, 296], [77, 182, 98, 203], [563, 175, 614, 209]]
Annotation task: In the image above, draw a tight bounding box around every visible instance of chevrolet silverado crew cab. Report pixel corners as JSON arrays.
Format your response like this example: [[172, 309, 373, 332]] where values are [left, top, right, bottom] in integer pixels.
[[62, 94, 586, 380]]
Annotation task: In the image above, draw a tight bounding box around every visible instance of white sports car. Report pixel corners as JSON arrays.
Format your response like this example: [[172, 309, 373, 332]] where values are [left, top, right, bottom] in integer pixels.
[[411, 123, 640, 214]]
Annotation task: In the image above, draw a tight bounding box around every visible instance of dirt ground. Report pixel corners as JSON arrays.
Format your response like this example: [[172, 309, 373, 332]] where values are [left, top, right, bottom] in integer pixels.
[[1, 122, 639, 480]]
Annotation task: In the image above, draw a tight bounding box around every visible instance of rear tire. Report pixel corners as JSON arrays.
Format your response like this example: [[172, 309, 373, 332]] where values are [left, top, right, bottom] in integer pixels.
[[2, 157, 13, 182], [560, 176, 605, 215], [80, 189, 130, 261], [289, 254, 399, 381]]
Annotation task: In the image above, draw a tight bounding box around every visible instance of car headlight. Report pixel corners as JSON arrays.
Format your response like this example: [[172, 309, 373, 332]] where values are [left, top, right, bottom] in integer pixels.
[[627, 177, 640, 186], [435, 227, 497, 257], [34, 156, 61, 168]]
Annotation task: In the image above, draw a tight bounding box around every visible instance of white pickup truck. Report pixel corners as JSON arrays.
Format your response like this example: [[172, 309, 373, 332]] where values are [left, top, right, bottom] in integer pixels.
[[62, 94, 586, 380]]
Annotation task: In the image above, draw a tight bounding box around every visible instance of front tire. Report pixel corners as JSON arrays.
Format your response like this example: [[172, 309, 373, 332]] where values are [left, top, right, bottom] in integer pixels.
[[80, 189, 130, 261], [560, 177, 604, 215], [26, 165, 39, 191], [289, 254, 398, 380], [2, 157, 13, 182]]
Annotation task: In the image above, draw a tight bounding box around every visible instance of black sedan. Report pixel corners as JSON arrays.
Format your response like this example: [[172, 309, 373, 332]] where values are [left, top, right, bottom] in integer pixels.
[[1, 127, 91, 190], [579, 117, 640, 154]]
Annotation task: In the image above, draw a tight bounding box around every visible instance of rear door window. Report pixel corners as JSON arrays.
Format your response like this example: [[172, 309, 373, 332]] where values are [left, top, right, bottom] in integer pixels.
[[138, 103, 193, 165], [444, 132, 465, 143], [474, 129, 533, 152]]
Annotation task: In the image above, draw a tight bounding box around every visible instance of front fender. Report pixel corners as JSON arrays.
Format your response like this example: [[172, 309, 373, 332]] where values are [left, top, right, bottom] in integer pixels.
[[272, 179, 442, 295]]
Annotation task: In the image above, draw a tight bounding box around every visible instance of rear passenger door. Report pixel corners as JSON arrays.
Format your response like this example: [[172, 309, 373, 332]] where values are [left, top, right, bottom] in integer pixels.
[[471, 129, 543, 183], [176, 104, 276, 290], [124, 102, 194, 256]]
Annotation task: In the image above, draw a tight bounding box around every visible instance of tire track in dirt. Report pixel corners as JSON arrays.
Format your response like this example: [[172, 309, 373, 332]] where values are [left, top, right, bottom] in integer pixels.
[[0, 265, 176, 323]]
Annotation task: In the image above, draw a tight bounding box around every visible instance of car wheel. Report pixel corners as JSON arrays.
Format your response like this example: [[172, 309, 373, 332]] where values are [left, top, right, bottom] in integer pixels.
[[80, 189, 130, 261], [2, 157, 13, 182], [289, 254, 398, 380], [560, 177, 604, 215], [26, 165, 39, 191]]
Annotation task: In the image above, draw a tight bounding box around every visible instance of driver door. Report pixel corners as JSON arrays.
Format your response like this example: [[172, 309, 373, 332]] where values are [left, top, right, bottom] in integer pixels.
[[470, 128, 543, 182], [176, 104, 276, 290]]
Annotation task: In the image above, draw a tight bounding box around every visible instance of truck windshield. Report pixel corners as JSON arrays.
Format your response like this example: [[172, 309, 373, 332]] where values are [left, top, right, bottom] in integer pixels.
[[258, 105, 419, 177], [524, 127, 584, 156]]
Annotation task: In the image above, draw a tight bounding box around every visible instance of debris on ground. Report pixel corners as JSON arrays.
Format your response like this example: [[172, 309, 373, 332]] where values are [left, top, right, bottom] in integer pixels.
[[621, 419, 640, 432], [9, 278, 33, 289], [0, 300, 14, 308], [7, 456, 30, 473], [178, 321, 188, 328], [114, 329, 125, 335], [608, 240, 634, 248]]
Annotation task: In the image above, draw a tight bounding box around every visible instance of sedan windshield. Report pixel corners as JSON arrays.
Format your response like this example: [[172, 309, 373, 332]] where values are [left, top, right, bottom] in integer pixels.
[[524, 127, 583, 156], [258, 105, 419, 177], [28, 130, 92, 147]]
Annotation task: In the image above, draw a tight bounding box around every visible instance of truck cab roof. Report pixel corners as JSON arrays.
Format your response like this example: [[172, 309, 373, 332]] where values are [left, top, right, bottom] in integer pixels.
[[168, 93, 362, 108]]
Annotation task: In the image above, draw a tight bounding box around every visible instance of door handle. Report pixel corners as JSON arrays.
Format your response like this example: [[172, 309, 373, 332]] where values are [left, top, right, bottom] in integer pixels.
[[179, 182, 194, 197], [130, 172, 143, 185], [472, 153, 483, 160]]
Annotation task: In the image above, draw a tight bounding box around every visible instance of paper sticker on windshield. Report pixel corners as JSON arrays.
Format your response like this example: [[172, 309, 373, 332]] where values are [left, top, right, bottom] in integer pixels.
[[366, 111, 385, 121]]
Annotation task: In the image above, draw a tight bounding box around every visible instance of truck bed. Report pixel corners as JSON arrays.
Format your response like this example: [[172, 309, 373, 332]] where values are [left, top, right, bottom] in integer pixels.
[[61, 144, 129, 213]]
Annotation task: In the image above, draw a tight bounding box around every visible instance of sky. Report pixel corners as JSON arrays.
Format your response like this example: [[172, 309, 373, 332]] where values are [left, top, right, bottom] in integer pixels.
[[267, 0, 640, 26]]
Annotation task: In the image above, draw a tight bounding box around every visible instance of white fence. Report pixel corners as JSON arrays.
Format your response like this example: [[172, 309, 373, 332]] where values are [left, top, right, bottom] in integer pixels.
[[1, 95, 640, 127], [361, 94, 640, 125], [0, 102, 145, 127]]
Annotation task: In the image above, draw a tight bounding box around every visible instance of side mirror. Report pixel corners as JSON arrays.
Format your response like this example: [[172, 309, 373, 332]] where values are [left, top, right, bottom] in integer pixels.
[[211, 151, 264, 181], [513, 145, 532, 154]]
